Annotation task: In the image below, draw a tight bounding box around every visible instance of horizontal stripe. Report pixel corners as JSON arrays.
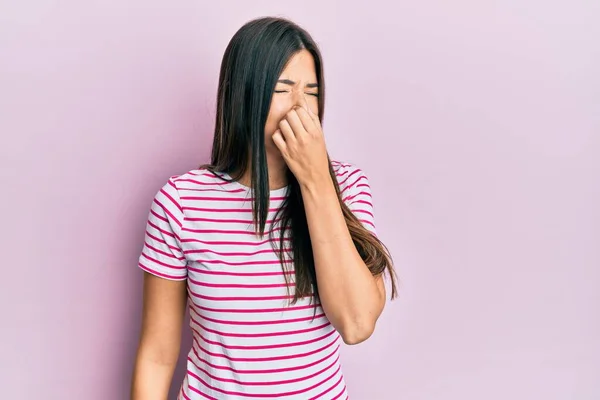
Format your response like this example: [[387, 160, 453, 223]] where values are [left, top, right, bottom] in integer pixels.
[[140, 252, 186, 270], [192, 332, 338, 363], [188, 290, 296, 302], [183, 227, 284, 235], [144, 230, 182, 252], [192, 307, 325, 326], [187, 351, 340, 386], [147, 220, 180, 241], [189, 340, 340, 374], [309, 374, 345, 400], [138, 162, 375, 398], [188, 259, 286, 267], [188, 278, 292, 289], [187, 364, 341, 398], [183, 206, 283, 213], [138, 263, 185, 280], [181, 237, 292, 246], [186, 216, 284, 224], [144, 241, 185, 261], [187, 267, 293, 277], [180, 195, 287, 202], [184, 247, 292, 256], [190, 313, 330, 338], [192, 303, 318, 314], [191, 325, 336, 351], [342, 190, 372, 203]]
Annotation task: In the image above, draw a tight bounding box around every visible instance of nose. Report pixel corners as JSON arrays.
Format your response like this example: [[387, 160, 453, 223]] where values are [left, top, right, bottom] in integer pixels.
[[291, 87, 309, 111]]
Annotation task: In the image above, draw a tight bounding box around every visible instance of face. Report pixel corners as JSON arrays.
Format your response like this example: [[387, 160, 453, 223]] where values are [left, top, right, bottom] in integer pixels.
[[264, 49, 320, 153]]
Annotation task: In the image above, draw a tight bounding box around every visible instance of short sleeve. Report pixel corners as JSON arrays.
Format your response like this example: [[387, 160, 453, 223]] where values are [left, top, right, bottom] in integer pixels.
[[137, 176, 188, 280], [339, 164, 378, 238]]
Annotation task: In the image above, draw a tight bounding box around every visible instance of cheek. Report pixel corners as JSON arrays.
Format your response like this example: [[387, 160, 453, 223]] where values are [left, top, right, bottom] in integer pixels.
[[265, 99, 290, 134], [308, 97, 319, 116]]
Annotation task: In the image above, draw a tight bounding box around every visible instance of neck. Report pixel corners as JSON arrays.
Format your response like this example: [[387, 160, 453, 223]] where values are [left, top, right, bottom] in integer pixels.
[[237, 152, 289, 191]]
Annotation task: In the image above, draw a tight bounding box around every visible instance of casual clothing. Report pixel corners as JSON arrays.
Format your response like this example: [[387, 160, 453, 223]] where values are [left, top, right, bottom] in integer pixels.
[[138, 160, 377, 399]]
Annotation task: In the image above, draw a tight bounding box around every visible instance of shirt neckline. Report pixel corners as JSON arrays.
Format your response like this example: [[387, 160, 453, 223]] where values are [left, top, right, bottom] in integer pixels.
[[219, 171, 290, 197]]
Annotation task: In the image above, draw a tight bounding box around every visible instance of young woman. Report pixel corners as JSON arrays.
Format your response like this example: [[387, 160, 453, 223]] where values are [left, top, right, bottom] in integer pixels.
[[131, 16, 398, 400]]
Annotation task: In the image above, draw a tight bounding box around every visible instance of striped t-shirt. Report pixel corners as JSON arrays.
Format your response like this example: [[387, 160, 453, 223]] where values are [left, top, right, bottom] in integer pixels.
[[137, 160, 378, 399]]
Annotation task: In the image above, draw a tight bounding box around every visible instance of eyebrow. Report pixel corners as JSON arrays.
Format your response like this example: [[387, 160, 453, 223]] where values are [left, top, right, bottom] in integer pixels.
[[277, 79, 319, 88]]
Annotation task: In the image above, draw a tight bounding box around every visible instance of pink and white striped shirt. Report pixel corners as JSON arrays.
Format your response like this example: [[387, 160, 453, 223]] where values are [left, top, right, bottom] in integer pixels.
[[138, 160, 378, 399]]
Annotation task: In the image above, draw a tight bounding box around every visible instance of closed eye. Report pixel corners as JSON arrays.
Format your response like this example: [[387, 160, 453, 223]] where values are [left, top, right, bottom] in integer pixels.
[[274, 90, 319, 97]]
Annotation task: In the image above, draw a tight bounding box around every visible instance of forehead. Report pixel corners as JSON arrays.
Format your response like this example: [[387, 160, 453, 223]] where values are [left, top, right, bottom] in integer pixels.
[[279, 49, 317, 80]]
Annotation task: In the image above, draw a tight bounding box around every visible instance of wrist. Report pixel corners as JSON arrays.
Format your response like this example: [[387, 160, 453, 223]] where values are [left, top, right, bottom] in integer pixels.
[[299, 173, 334, 197]]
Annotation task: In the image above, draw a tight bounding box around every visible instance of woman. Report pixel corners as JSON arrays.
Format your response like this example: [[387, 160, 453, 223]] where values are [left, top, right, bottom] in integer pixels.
[[131, 16, 398, 400]]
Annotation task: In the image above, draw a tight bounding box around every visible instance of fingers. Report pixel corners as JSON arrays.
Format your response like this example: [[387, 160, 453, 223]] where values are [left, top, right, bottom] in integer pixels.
[[279, 93, 321, 142], [302, 92, 321, 122], [278, 118, 296, 142], [283, 107, 308, 134], [302, 93, 318, 122], [272, 129, 287, 153], [294, 106, 317, 131]]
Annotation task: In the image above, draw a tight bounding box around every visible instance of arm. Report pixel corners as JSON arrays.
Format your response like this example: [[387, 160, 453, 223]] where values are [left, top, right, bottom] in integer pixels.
[[131, 273, 187, 400], [300, 175, 386, 345], [132, 176, 188, 398], [273, 103, 386, 345]]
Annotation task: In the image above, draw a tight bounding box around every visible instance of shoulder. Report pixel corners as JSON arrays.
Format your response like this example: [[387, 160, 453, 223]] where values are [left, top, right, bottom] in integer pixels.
[[169, 166, 215, 184], [165, 166, 228, 192], [331, 159, 370, 194], [150, 167, 218, 204]]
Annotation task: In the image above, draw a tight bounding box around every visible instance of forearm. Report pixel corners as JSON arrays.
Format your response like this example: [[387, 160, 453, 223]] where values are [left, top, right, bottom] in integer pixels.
[[300, 176, 384, 344], [131, 343, 179, 399]]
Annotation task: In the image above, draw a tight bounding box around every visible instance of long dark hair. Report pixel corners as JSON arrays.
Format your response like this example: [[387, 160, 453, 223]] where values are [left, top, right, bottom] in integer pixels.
[[200, 16, 398, 308]]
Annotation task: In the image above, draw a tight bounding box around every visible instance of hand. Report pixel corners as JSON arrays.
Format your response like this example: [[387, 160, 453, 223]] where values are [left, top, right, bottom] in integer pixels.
[[272, 99, 331, 188]]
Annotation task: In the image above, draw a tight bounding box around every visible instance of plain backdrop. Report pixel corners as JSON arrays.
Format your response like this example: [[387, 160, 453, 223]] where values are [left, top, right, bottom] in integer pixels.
[[0, 0, 598, 399]]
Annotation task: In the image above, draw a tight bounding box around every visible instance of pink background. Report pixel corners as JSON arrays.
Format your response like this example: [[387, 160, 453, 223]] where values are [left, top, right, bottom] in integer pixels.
[[1, 1, 598, 399]]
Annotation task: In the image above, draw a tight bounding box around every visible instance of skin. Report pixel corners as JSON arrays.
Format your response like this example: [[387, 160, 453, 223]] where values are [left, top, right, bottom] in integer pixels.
[[267, 50, 387, 344], [131, 49, 386, 399], [131, 274, 186, 399], [258, 49, 321, 190], [230, 49, 386, 344]]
